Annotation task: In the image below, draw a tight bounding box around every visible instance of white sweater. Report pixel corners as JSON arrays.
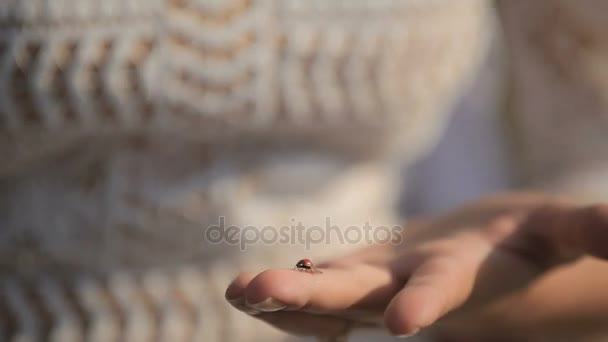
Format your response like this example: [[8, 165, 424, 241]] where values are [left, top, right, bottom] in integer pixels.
[[0, 0, 489, 341]]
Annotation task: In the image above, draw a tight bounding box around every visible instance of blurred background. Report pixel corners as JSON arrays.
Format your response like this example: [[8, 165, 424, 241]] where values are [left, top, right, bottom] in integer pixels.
[[1, 1, 608, 341]]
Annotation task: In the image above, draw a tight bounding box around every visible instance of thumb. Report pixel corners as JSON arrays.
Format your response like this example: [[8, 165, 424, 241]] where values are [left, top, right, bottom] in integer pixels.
[[522, 204, 608, 262]]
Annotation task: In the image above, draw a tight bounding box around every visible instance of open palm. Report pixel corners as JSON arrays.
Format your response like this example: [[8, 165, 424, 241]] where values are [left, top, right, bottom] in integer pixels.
[[226, 194, 608, 341]]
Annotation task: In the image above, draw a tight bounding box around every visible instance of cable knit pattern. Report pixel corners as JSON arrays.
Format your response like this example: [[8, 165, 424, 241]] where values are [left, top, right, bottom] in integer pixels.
[[498, 1, 608, 196], [0, 1, 490, 341], [0, 0, 489, 173], [1, 266, 266, 342]]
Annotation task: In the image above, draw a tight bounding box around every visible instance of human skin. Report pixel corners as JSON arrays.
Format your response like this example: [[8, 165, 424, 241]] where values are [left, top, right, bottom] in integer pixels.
[[225, 193, 608, 341]]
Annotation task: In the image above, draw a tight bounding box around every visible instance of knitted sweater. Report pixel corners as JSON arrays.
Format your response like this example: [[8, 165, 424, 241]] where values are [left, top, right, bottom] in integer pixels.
[[498, 1, 608, 198], [0, 1, 490, 341]]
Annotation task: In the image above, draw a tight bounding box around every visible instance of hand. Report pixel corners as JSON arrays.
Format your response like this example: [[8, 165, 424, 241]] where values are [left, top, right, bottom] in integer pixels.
[[225, 193, 608, 340]]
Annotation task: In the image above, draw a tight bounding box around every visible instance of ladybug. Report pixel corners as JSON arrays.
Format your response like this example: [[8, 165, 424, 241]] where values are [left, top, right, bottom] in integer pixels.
[[294, 258, 322, 273]]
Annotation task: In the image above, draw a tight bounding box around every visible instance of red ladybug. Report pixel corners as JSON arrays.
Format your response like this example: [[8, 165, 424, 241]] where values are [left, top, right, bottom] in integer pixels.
[[295, 258, 322, 273]]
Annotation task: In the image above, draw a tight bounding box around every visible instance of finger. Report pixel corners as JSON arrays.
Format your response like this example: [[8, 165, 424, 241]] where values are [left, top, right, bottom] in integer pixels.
[[555, 204, 608, 260], [520, 204, 608, 263], [243, 265, 402, 315], [226, 272, 258, 299], [226, 273, 355, 338], [384, 235, 494, 336], [226, 272, 261, 315], [384, 259, 466, 336], [321, 220, 428, 269], [321, 243, 398, 269], [578, 205, 608, 259]]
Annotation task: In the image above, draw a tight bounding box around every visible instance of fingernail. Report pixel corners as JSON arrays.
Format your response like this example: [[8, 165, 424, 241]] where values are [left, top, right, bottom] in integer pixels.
[[246, 297, 288, 312], [227, 296, 245, 307], [228, 297, 262, 315], [395, 328, 420, 338]]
